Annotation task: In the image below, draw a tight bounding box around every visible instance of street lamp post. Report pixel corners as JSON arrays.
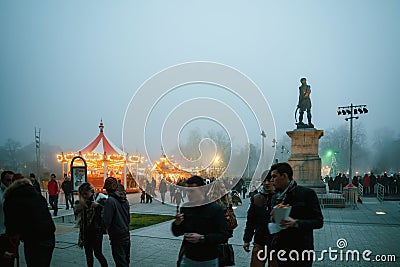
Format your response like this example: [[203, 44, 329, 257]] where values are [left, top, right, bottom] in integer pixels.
[[261, 130, 266, 169], [337, 103, 368, 179]]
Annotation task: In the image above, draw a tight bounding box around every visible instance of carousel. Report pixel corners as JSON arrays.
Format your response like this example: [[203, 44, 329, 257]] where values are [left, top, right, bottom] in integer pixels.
[[56, 120, 142, 191], [149, 154, 191, 184]]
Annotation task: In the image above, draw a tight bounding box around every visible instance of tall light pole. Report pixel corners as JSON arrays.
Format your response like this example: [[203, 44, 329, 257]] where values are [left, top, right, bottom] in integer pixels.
[[337, 104, 368, 179], [35, 127, 41, 181], [261, 130, 266, 169], [272, 138, 278, 163]]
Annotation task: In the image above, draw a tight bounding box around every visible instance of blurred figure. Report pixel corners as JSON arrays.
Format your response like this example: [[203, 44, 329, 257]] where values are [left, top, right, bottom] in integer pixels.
[[74, 182, 108, 267], [140, 190, 146, 203], [61, 174, 74, 210], [103, 177, 130, 267], [362, 174, 370, 195], [242, 185, 247, 199], [172, 176, 229, 266], [48, 174, 60, 216], [159, 178, 168, 204], [0, 171, 15, 267], [208, 180, 237, 237], [249, 186, 259, 199], [30, 173, 41, 194], [175, 188, 184, 207], [4, 176, 55, 267], [369, 172, 377, 195]]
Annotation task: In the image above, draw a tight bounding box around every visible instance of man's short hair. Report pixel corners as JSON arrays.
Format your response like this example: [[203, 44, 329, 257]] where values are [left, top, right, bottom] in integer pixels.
[[30, 173, 36, 179], [1, 170, 14, 182], [185, 176, 206, 187], [50, 173, 56, 178], [300, 78, 307, 83], [271, 163, 293, 180]]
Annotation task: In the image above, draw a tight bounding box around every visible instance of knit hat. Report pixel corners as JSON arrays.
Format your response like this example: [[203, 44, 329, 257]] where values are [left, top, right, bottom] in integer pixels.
[[103, 177, 117, 191]]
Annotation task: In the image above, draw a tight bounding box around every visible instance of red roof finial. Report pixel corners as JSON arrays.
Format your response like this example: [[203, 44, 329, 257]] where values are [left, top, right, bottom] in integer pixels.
[[99, 119, 104, 132]]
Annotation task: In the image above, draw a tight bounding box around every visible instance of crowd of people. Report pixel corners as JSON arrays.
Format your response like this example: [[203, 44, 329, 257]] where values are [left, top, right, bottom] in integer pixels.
[[172, 162, 323, 267], [0, 171, 130, 267], [1, 162, 325, 267], [325, 172, 400, 196]]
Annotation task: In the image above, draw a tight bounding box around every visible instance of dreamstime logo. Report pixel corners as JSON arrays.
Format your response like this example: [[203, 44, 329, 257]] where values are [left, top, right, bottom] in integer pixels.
[[122, 62, 276, 206], [336, 238, 347, 249], [257, 238, 397, 263]]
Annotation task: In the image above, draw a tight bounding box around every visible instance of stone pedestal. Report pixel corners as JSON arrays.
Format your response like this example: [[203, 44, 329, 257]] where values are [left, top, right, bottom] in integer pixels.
[[286, 128, 326, 194]]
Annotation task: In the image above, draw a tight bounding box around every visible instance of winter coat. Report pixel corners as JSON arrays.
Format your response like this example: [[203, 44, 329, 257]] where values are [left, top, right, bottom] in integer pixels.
[[3, 179, 55, 242], [271, 185, 323, 251], [243, 191, 274, 246], [48, 179, 60, 196], [172, 202, 229, 261]]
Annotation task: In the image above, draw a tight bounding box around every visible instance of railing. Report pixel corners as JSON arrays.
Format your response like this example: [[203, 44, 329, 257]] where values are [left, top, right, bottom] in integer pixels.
[[319, 192, 345, 209], [377, 183, 385, 203], [343, 187, 358, 209], [319, 184, 359, 209]]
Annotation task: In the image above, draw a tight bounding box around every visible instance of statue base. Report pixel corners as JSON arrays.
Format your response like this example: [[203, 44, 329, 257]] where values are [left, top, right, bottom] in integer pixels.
[[286, 128, 326, 194]]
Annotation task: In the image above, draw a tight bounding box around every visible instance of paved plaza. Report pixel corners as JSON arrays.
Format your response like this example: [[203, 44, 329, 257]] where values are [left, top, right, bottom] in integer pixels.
[[16, 193, 400, 267]]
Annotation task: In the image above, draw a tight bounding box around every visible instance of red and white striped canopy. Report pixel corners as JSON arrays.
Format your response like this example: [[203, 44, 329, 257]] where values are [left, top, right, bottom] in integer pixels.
[[79, 120, 123, 155]]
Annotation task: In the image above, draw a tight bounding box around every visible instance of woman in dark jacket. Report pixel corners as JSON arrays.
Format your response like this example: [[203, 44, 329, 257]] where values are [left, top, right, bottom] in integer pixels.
[[74, 183, 108, 267]]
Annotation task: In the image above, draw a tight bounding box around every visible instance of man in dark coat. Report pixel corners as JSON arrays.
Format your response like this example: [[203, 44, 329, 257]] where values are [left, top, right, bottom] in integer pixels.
[[159, 178, 168, 204], [61, 174, 74, 210], [243, 170, 275, 267], [172, 175, 229, 266], [3, 177, 56, 267], [29, 173, 41, 194], [270, 163, 323, 267]]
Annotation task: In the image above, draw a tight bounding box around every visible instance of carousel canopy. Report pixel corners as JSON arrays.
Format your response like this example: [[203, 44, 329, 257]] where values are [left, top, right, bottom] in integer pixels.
[[79, 120, 123, 155]]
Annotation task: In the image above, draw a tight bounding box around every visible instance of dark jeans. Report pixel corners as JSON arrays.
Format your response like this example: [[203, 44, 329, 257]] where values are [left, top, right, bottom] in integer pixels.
[[84, 231, 108, 267], [49, 194, 58, 215], [110, 237, 130, 267], [24, 236, 55, 267], [65, 192, 74, 209]]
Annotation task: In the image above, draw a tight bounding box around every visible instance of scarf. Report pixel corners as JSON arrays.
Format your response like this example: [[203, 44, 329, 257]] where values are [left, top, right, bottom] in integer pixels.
[[275, 180, 297, 205]]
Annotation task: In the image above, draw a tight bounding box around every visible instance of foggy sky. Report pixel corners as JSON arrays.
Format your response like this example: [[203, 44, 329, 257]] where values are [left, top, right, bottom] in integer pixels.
[[1, 0, 399, 155]]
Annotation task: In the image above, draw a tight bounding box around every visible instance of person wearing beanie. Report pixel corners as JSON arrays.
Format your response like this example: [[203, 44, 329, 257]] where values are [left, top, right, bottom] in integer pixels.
[[102, 177, 130, 267]]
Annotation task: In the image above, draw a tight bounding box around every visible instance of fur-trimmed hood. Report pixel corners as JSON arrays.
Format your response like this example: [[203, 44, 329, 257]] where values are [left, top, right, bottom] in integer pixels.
[[3, 178, 32, 199]]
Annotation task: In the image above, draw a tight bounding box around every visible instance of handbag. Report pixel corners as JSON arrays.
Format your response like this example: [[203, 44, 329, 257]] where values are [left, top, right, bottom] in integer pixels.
[[218, 243, 235, 266], [225, 206, 238, 230]]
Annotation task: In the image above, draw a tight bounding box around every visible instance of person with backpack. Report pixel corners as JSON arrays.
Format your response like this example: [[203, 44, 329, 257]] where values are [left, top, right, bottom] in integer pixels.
[[74, 183, 108, 267]]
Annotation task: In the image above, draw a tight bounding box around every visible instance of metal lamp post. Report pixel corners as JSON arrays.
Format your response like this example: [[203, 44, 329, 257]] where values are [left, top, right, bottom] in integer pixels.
[[337, 103, 368, 179]]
